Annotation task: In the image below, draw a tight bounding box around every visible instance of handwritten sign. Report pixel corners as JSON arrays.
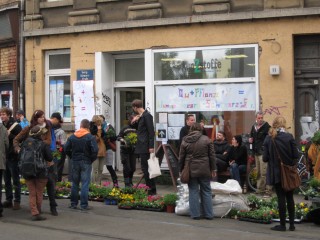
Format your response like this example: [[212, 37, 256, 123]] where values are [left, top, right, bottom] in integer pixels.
[[156, 83, 256, 112]]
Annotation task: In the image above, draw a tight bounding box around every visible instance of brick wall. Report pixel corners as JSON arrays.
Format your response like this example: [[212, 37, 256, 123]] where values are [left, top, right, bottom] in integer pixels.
[[0, 46, 17, 75]]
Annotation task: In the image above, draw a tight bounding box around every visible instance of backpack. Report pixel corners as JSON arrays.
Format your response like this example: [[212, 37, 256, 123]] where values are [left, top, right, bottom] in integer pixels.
[[19, 137, 47, 178]]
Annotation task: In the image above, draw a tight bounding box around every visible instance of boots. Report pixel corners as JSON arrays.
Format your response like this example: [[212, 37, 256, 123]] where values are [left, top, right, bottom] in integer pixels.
[[113, 179, 119, 188], [124, 178, 133, 187], [12, 202, 21, 210], [50, 206, 58, 216], [129, 178, 133, 187]]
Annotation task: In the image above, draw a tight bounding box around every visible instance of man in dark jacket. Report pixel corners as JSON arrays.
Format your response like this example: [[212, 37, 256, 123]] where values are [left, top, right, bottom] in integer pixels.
[[131, 99, 156, 195], [214, 131, 231, 172], [64, 119, 98, 210], [0, 107, 22, 210], [179, 114, 196, 147], [249, 111, 271, 196]]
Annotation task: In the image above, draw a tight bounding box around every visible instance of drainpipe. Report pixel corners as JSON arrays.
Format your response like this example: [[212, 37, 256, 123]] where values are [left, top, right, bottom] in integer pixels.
[[19, 0, 25, 110]]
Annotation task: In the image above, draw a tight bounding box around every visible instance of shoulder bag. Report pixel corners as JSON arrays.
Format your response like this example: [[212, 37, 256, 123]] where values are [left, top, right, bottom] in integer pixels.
[[272, 139, 301, 192], [180, 160, 190, 184]]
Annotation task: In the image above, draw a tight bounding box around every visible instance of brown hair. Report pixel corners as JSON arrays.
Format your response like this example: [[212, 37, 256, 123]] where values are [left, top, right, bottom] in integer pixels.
[[0, 107, 13, 117], [80, 119, 90, 129], [131, 99, 143, 108], [30, 110, 49, 128], [190, 122, 202, 132], [92, 115, 103, 125]]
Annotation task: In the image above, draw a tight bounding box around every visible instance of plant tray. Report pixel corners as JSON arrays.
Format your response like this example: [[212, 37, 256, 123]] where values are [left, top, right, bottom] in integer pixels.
[[238, 217, 272, 224], [104, 198, 118, 205], [118, 205, 135, 210], [135, 206, 164, 212], [272, 218, 303, 223]]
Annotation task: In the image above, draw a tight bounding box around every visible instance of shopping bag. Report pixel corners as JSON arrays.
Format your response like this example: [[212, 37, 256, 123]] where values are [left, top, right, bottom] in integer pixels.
[[148, 153, 161, 179]]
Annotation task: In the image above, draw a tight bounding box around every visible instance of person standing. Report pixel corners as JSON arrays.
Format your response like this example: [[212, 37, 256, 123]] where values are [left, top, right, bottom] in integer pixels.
[[13, 110, 57, 215], [22, 126, 54, 221], [227, 135, 247, 186], [101, 115, 119, 187], [179, 122, 216, 220], [64, 119, 98, 210], [50, 112, 67, 182], [0, 122, 9, 217], [263, 116, 299, 231], [249, 111, 271, 196], [89, 115, 106, 185], [15, 109, 29, 129], [214, 130, 231, 172], [117, 115, 137, 187], [0, 107, 22, 210], [131, 99, 156, 195]]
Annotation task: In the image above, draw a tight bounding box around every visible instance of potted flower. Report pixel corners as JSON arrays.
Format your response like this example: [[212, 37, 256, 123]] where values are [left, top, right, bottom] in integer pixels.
[[163, 193, 178, 213], [104, 187, 121, 205], [118, 201, 136, 210]]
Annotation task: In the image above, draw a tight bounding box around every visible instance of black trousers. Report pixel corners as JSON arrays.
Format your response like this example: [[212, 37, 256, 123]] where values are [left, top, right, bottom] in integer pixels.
[[121, 152, 136, 178], [4, 159, 21, 203], [46, 166, 57, 207], [140, 153, 156, 193], [0, 170, 3, 214], [274, 183, 295, 226]]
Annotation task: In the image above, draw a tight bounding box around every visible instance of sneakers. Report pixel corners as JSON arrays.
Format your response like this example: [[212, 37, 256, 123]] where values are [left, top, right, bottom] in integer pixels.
[[31, 214, 46, 221], [50, 207, 58, 216], [270, 225, 286, 231], [2, 201, 13, 208], [69, 205, 78, 210], [12, 202, 21, 210], [80, 206, 92, 211]]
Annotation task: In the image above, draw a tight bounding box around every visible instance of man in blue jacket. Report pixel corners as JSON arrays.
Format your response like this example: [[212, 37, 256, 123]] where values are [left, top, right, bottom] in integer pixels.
[[64, 119, 98, 210], [131, 99, 156, 195]]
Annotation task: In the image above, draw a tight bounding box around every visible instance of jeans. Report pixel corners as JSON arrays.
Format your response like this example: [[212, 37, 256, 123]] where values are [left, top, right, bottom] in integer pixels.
[[4, 159, 21, 203], [229, 163, 247, 185], [188, 177, 213, 219], [70, 160, 92, 209], [140, 153, 156, 193]]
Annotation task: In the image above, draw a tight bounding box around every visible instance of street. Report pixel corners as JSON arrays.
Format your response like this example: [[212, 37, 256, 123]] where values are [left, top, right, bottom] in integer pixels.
[[1, 193, 320, 240]]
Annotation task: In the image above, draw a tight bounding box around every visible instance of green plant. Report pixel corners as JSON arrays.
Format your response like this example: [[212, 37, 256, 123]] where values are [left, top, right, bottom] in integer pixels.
[[163, 193, 178, 206], [311, 131, 320, 145], [124, 132, 137, 147], [133, 188, 148, 201], [237, 207, 274, 222]]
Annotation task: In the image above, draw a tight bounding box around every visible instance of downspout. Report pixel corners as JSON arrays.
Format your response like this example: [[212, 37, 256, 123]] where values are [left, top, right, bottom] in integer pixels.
[[19, 0, 25, 110]]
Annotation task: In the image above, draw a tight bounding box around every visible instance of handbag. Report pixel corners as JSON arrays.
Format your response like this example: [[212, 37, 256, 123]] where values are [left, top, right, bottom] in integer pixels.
[[273, 140, 301, 192], [148, 153, 161, 179], [180, 161, 190, 184], [109, 141, 117, 152]]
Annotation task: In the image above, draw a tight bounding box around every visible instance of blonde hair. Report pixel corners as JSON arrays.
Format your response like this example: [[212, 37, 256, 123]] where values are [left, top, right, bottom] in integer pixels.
[[92, 115, 103, 125], [269, 116, 287, 139]]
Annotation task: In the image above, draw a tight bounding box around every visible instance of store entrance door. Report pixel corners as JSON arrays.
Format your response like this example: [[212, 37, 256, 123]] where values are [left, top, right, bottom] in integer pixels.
[[115, 88, 144, 171]]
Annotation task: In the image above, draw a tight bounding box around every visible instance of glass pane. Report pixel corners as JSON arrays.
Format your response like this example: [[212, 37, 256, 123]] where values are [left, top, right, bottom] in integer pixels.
[[0, 14, 12, 39], [154, 47, 256, 80], [49, 54, 70, 69], [49, 76, 71, 122], [115, 58, 145, 82]]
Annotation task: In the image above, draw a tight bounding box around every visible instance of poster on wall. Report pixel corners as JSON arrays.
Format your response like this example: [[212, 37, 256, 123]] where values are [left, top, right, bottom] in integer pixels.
[[49, 80, 64, 116], [73, 80, 95, 129], [0, 91, 12, 109], [156, 83, 256, 112]]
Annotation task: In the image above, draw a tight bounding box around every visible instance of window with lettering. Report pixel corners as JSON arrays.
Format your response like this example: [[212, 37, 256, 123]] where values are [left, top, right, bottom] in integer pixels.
[[45, 50, 71, 122]]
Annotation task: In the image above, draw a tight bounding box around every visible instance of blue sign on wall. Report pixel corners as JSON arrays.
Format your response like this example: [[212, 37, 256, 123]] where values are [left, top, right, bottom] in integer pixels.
[[77, 69, 94, 80]]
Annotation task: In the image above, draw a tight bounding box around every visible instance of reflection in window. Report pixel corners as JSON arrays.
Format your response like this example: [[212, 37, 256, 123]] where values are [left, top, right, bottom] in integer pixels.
[[154, 47, 255, 80]]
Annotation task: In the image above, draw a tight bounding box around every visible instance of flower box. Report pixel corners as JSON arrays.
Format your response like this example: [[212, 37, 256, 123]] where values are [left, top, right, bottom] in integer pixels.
[[239, 217, 272, 224], [135, 206, 164, 212]]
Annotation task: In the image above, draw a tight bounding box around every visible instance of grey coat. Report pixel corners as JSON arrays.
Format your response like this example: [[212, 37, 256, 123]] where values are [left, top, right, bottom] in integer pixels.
[[179, 131, 216, 178], [0, 123, 9, 170]]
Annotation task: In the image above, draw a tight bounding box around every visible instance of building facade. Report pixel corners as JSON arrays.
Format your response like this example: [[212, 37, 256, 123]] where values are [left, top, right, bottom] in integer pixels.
[[22, 0, 320, 168], [0, 0, 23, 112]]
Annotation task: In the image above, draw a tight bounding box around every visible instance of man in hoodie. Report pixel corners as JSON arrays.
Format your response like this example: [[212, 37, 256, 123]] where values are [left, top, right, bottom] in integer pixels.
[[249, 111, 271, 196], [214, 131, 231, 173], [64, 119, 98, 210], [0, 107, 22, 210]]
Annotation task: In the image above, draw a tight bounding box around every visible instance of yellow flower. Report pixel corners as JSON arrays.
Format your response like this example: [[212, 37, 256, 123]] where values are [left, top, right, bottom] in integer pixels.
[[304, 208, 309, 212], [300, 202, 305, 207], [20, 178, 26, 185]]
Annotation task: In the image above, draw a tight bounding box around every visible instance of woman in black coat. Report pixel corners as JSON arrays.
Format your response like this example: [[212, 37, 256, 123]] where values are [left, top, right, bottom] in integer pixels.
[[263, 116, 299, 231]]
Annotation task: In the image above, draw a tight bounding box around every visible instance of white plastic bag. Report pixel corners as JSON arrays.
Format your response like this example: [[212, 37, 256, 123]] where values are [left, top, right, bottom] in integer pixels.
[[148, 153, 161, 179], [210, 179, 242, 195]]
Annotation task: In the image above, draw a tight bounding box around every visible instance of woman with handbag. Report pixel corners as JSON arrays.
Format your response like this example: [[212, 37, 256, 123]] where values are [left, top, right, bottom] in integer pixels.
[[263, 116, 299, 231], [179, 122, 216, 220]]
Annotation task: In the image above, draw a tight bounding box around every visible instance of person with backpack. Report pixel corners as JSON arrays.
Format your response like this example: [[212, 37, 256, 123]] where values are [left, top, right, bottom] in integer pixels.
[[13, 109, 58, 215], [0, 123, 9, 217], [64, 119, 98, 210], [0, 107, 22, 210], [20, 125, 53, 221]]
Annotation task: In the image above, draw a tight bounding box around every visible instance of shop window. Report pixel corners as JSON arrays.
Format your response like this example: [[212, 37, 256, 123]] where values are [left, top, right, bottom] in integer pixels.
[[45, 50, 71, 122], [0, 82, 13, 109]]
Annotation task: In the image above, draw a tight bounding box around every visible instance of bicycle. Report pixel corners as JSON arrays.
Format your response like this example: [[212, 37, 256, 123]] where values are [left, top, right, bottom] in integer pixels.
[[246, 148, 310, 193]]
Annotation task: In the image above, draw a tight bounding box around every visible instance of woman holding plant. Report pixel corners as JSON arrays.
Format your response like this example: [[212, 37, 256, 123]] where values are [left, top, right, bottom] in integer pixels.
[[117, 115, 137, 187], [263, 116, 299, 231]]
